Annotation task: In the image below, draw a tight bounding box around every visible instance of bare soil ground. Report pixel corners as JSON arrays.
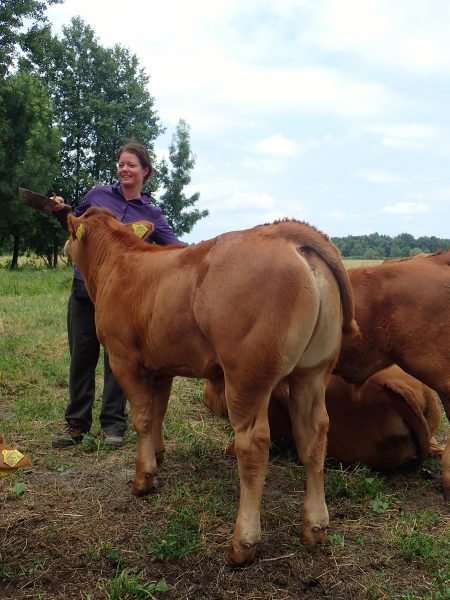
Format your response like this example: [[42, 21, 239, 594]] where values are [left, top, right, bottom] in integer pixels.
[[1, 381, 449, 600]]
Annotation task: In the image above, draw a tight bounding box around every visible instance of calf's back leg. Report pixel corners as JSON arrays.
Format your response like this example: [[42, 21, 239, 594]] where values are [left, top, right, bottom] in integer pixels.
[[225, 378, 272, 565], [288, 368, 330, 545], [151, 375, 173, 465], [111, 363, 172, 495]]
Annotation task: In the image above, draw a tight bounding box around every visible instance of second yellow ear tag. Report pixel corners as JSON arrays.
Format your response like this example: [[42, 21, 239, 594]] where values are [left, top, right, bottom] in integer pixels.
[[76, 224, 84, 240], [132, 223, 149, 238]]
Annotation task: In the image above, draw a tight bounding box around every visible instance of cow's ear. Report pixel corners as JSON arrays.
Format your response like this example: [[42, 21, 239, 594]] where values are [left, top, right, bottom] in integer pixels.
[[67, 214, 78, 239], [67, 214, 86, 241], [127, 220, 154, 240]]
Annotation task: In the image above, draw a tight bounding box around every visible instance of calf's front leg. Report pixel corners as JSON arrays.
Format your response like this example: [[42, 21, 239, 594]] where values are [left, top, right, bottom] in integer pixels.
[[130, 389, 162, 495]]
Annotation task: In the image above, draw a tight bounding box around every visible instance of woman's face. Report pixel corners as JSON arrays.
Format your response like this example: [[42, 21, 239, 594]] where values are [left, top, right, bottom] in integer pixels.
[[117, 151, 149, 190]]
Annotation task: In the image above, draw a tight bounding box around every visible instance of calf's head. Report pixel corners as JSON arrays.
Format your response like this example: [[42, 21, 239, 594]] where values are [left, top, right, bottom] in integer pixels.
[[64, 207, 154, 268]]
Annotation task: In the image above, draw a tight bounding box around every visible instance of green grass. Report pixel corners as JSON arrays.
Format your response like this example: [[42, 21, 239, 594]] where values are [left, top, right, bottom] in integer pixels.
[[142, 506, 201, 562], [103, 568, 168, 599], [0, 267, 72, 446], [343, 258, 385, 269], [324, 462, 389, 504], [0, 266, 111, 448], [391, 511, 447, 566]]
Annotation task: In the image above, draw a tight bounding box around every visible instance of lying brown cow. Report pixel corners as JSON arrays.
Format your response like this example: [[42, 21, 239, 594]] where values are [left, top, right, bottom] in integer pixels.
[[204, 365, 444, 469], [64, 207, 357, 564], [334, 252, 450, 498]]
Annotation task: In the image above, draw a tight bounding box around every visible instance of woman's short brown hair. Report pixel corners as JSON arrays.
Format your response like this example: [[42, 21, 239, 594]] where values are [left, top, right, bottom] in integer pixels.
[[118, 141, 153, 182]]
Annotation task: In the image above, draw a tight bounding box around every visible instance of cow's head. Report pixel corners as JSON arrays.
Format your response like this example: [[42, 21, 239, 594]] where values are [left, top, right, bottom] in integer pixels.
[[65, 207, 154, 264]]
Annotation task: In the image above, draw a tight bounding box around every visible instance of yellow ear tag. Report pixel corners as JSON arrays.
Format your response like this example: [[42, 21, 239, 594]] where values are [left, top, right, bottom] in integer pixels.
[[132, 223, 149, 238], [2, 449, 25, 468], [76, 224, 84, 240]]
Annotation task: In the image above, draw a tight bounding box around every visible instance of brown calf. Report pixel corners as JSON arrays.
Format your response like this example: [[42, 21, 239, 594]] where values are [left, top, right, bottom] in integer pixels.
[[334, 252, 450, 499], [205, 365, 443, 470], [64, 207, 356, 564]]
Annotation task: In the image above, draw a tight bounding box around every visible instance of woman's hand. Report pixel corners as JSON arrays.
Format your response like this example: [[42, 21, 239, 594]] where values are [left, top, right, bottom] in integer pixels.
[[51, 195, 71, 212]]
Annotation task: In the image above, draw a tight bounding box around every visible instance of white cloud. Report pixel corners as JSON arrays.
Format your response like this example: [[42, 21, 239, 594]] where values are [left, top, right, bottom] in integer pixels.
[[304, 0, 450, 73], [227, 190, 274, 210], [242, 157, 288, 175], [358, 122, 437, 152], [425, 186, 450, 202], [242, 134, 320, 173], [382, 202, 430, 214], [252, 134, 303, 158], [325, 210, 348, 220], [361, 123, 437, 140], [382, 138, 423, 151], [357, 170, 404, 184], [397, 37, 450, 71], [155, 65, 401, 133]]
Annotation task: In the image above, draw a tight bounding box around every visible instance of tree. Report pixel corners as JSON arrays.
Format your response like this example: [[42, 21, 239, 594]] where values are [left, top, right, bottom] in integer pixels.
[[33, 17, 164, 206], [0, 69, 60, 268], [43, 18, 105, 204], [389, 244, 404, 258], [395, 233, 415, 250], [0, 0, 62, 77], [416, 235, 450, 252], [156, 120, 208, 236], [364, 248, 378, 259], [350, 242, 364, 258], [0, 1, 63, 267], [90, 43, 162, 185]]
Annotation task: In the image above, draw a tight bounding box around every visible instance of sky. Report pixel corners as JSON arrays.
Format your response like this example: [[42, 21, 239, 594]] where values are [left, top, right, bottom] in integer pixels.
[[46, 0, 450, 244]]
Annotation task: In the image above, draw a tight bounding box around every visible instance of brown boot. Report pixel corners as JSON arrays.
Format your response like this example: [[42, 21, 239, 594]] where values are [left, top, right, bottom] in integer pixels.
[[52, 420, 84, 448]]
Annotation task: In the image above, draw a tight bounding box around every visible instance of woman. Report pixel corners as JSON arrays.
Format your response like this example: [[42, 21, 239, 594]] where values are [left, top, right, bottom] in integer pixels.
[[52, 141, 182, 448]]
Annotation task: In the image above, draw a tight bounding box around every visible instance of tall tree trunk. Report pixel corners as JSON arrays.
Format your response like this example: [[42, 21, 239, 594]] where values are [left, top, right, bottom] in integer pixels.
[[10, 233, 20, 269], [53, 241, 58, 268]]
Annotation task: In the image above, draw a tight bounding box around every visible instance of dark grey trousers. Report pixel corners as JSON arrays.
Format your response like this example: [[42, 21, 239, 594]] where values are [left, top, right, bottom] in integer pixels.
[[65, 284, 128, 436]]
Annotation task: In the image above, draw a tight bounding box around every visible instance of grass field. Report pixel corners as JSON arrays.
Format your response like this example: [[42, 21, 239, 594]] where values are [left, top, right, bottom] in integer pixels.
[[0, 263, 449, 600], [342, 258, 385, 269]]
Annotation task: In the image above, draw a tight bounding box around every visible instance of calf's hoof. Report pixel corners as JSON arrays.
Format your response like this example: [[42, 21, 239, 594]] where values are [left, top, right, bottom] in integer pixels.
[[131, 475, 158, 496], [301, 523, 329, 545], [443, 486, 450, 503], [225, 442, 237, 457], [155, 450, 165, 465], [226, 541, 257, 565]]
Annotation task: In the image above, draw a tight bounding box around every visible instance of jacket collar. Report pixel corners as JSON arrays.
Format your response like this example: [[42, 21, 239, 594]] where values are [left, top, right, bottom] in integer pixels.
[[112, 181, 152, 205]]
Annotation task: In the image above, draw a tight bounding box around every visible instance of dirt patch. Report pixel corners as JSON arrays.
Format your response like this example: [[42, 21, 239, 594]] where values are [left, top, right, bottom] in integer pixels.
[[1, 436, 449, 600]]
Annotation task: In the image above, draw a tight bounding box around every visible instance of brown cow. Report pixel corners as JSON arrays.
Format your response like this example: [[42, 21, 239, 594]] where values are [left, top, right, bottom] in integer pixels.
[[64, 207, 357, 564], [334, 252, 450, 499], [205, 365, 444, 470]]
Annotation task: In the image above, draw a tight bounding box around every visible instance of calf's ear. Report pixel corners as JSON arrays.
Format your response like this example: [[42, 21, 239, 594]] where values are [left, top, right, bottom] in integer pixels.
[[67, 213, 82, 239], [126, 220, 154, 240], [67, 214, 86, 241]]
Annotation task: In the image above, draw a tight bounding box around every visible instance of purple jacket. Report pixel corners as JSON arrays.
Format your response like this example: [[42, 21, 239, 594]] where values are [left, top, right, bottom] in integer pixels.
[[57, 183, 182, 281]]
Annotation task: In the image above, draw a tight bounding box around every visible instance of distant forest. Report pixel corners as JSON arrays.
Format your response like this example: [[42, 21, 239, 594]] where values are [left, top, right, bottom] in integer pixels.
[[331, 232, 450, 259]]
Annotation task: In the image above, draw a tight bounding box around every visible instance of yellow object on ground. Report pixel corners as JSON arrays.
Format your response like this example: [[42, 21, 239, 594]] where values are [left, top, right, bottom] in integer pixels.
[[0, 435, 30, 476]]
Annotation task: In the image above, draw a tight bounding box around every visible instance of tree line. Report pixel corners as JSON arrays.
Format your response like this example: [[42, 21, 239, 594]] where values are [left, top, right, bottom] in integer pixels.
[[0, 1, 207, 268], [332, 232, 450, 259]]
